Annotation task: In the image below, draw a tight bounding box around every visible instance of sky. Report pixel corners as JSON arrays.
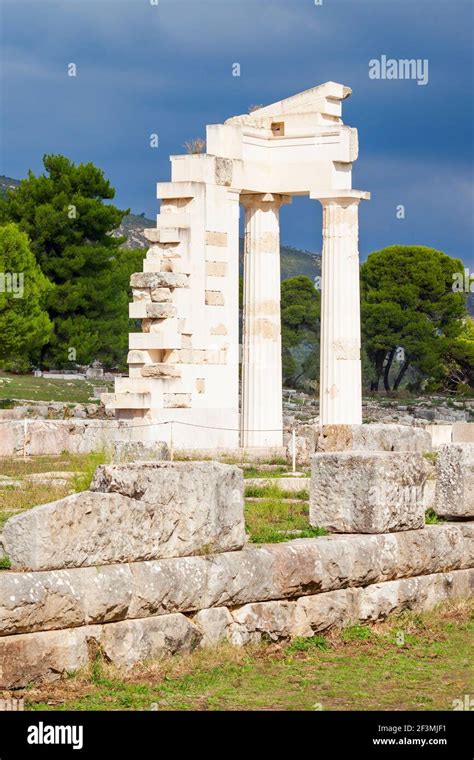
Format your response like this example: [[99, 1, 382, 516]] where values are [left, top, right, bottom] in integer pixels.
[[1, 0, 473, 266]]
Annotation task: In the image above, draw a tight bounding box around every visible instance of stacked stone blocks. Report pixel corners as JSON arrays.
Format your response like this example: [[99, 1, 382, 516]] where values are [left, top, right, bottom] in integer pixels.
[[0, 457, 472, 688]]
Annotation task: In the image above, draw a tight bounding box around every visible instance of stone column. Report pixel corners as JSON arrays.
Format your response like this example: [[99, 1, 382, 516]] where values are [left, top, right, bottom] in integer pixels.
[[240, 193, 291, 447], [317, 191, 368, 426]]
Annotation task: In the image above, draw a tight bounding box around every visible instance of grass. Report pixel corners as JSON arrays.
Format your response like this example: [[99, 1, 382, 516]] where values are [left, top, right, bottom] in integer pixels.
[[245, 498, 327, 543], [0, 452, 108, 535], [0, 371, 113, 404], [72, 451, 107, 492], [243, 466, 288, 479], [245, 482, 309, 500], [425, 509, 444, 525], [19, 602, 473, 712]]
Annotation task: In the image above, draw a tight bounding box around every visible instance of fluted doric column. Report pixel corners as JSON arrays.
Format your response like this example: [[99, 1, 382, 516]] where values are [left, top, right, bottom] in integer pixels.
[[240, 193, 291, 447], [317, 191, 369, 426]]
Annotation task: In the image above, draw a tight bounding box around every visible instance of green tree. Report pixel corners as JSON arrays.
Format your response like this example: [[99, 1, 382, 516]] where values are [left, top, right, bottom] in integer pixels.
[[0, 223, 53, 372], [281, 275, 320, 387], [441, 316, 474, 394], [0, 155, 130, 367], [361, 246, 467, 392]]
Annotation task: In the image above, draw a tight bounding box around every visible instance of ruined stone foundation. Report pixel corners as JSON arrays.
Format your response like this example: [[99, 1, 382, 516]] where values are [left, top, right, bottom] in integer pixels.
[[0, 454, 472, 688]]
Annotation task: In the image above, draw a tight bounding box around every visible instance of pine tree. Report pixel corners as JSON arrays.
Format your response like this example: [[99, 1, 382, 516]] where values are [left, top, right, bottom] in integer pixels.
[[0, 223, 53, 371], [0, 155, 134, 367]]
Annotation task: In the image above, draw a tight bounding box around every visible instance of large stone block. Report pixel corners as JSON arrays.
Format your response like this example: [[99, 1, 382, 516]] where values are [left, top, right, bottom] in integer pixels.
[[91, 460, 246, 552], [0, 625, 101, 688], [435, 444, 474, 518], [0, 565, 133, 635], [99, 614, 201, 669], [286, 424, 318, 467], [130, 272, 188, 289], [3, 462, 245, 571], [193, 607, 233, 647], [228, 601, 296, 645], [1, 569, 471, 687], [310, 451, 426, 533], [317, 424, 432, 454]]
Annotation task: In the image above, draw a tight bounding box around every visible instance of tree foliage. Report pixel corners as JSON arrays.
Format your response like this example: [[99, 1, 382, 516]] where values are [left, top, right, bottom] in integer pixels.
[[0, 223, 53, 372], [281, 275, 320, 386], [361, 246, 468, 392], [0, 155, 133, 367]]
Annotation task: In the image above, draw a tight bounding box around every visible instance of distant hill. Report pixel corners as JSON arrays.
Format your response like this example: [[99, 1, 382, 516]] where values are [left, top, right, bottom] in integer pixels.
[[0, 175, 20, 195]]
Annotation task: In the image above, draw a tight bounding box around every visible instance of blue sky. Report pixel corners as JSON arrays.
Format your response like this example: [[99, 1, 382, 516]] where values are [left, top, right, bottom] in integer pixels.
[[1, 0, 473, 265]]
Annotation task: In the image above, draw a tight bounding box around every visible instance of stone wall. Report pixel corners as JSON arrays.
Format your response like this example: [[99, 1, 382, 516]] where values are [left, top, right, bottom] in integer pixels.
[[0, 420, 170, 458], [0, 459, 472, 688]]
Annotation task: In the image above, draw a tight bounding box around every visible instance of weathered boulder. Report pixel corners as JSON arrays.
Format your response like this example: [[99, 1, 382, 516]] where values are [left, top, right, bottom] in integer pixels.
[[310, 451, 426, 533], [293, 589, 358, 637], [435, 444, 474, 518], [316, 424, 432, 454], [3, 462, 245, 571]]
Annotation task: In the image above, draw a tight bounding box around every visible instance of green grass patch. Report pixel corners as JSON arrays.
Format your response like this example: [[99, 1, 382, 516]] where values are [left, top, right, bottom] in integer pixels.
[[245, 482, 309, 500], [341, 624, 372, 642], [0, 555, 11, 570], [245, 498, 326, 543], [0, 371, 113, 404], [0, 451, 110, 527], [287, 636, 328, 652], [243, 466, 288, 479], [72, 451, 107, 492]]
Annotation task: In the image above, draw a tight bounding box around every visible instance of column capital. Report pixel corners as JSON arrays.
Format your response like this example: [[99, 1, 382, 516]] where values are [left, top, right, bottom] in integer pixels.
[[240, 192, 292, 209], [310, 189, 370, 204]]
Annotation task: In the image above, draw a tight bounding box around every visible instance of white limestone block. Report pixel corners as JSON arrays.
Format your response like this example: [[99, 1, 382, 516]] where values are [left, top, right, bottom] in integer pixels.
[[310, 451, 426, 533], [435, 444, 474, 518]]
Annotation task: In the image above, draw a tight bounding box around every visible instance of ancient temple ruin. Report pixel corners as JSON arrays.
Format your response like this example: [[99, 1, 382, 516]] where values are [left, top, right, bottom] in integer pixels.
[[104, 82, 370, 448]]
